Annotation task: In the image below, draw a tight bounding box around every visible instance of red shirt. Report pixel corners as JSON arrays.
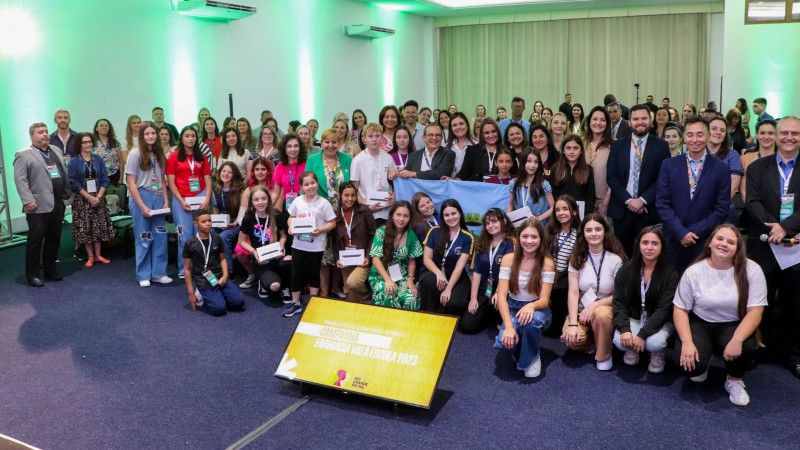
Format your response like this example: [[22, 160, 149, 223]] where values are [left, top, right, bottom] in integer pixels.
[[205, 136, 222, 160], [166, 151, 212, 198]]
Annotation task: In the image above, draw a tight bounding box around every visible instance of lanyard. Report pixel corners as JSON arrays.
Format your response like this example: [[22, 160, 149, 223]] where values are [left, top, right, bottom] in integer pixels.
[[188, 157, 197, 177], [399, 153, 408, 166], [36, 147, 52, 163], [341, 208, 354, 243], [487, 241, 502, 276], [256, 215, 269, 245], [778, 165, 794, 195], [196, 234, 212, 271], [640, 269, 651, 311], [486, 148, 494, 173], [83, 158, 96, 179], [427, 216, 438, 227], [423, 150, 434, 169], [552, 231, 570, 256], [686, 152, 706, 196], [288, 163, 296, 192], [589, 250, 606, 292], [521, 185, 531, 206], [441, 232, 457, 269], [633, 139, 645, 164]]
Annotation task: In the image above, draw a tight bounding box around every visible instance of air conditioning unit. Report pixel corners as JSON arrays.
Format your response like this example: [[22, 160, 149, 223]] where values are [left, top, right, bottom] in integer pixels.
[[345, 25, 395, 39], [173, 0, 256, 21]]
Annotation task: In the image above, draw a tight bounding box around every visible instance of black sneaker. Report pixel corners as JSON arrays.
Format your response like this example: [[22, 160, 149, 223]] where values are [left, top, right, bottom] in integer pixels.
[[257, 281, 269, 299], [282, 302, 303, 317]]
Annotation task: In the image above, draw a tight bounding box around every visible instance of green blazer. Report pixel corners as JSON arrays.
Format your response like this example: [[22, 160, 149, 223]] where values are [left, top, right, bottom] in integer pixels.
[[305, 151, 352, 199]]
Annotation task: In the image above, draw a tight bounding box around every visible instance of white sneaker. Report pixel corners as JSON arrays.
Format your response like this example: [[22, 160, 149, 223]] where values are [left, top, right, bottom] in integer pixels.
[[151, 275, 173, 284], [239, 273, 256, 288], [623, 350, 640, 366], [596, 357, 613, 371], [648, 352, 666, 373], [690, 369, 709, 383], [194, 288, 204, 307], [724, 377, 750, 406], [524, 356, 542, 378], [139, 280, 151, 287]]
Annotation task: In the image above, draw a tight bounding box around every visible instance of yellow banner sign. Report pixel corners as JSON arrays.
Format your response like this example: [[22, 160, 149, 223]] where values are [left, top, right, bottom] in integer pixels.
[[275, 297, 458, 408]]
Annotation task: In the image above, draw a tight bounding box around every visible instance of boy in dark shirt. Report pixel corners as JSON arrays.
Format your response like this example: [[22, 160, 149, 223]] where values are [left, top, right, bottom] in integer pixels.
[[183, 209, 244, 315]]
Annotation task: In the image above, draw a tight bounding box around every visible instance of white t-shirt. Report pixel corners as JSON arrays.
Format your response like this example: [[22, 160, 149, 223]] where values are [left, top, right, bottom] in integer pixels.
[[568, 251, 623, 297], [499, 266, 556, 302], [350, 149, 397, 220], [673, 259, 767, 323], [287, 195, 336, 253]]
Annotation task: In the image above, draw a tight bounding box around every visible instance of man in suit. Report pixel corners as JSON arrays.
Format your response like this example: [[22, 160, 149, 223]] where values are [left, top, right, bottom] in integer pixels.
[[604, 94, 630, 121], [606, 104, 671, 255], [746, 116, 800, 379], [608, 102, 631, 140], [656, 116, 730, 272], [152, 106, 179, 142], [398, 124, 455, 180], [14, 122, 74, 286]]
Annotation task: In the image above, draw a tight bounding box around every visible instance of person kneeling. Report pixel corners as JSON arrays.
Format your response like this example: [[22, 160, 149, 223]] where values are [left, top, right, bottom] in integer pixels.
[[184, 209, 244, 315], [612, 226, 678, 373], [495, 218, 555, 378]]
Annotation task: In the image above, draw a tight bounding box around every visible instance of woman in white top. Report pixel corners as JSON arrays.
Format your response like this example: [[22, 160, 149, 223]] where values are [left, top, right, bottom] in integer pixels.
[[673, 224, 766, 407], [495, 218, 556, 378], [122, 115, 141, 152], [217, 127, 250, 179], [561, 213, 626, 370]]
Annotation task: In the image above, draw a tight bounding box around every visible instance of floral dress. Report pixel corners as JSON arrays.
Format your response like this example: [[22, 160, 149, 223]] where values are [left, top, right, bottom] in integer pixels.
[[368, 226, 423, 310]]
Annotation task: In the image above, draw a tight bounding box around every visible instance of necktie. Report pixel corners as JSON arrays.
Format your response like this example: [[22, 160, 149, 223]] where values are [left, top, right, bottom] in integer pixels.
[[632, 139, 644, 196]]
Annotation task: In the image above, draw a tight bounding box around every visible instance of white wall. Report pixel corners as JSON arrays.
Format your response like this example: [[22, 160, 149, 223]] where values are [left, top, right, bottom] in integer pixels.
[[0, 0, 435, 226], [707, 12, 724, 109]]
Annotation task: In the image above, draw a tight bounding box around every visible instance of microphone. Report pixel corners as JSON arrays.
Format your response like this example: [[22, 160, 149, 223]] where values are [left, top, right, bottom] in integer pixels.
[[760, 234, 800, 245]]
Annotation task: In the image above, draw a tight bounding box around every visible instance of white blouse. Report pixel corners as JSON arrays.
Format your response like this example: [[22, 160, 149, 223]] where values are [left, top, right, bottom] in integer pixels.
[[499, 266, 556, 302]]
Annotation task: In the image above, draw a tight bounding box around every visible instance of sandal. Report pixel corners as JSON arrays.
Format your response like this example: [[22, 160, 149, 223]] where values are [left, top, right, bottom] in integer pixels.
[[84, 259, 95, 267], [96, 256, 111, 264]]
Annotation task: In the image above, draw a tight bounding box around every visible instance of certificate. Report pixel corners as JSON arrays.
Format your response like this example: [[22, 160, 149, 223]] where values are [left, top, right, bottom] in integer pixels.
[[339, 249, 365, 267], [367, 189, 389, 206], [185, 196, 206, 210], [211, 214, 229, 228], [290, 216, 315, 234], [507, 205, 533, 228], [149, 208, 171, 215], [580, 288, 598, 309], [577, 201, 585, 220], [256, 242, 283, 262], [387, 264, 403, 282], [770, 234, 800, 270]]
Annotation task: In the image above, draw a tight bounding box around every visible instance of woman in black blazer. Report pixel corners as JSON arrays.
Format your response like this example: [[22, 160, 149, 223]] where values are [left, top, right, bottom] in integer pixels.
[[456, 118, 505, 181]]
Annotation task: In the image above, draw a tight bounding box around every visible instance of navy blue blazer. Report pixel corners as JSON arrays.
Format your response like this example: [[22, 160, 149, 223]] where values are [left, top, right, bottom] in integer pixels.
[[67, 154, 110, 193], [656, 152, 731, 270], [606, 135, 671, 222]]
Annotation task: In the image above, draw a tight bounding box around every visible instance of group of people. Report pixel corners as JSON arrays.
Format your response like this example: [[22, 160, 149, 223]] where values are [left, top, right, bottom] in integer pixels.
[[14, 95, 799, 406]]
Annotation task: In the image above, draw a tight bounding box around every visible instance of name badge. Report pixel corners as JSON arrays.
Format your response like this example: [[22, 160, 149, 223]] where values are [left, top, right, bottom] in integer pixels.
[[202, 270, 219, 286], [285, 192, 297, 207], [86, 179, 97, 194], [485, 277, 493, 297], [150, 178, 161, 193], [188, 177, 201, 192], [780, 194, 794, 221], [47, 164, 61, 179]]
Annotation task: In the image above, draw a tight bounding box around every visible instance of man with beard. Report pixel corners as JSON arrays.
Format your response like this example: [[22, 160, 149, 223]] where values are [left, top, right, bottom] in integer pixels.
[[606, 104, 671, 255]]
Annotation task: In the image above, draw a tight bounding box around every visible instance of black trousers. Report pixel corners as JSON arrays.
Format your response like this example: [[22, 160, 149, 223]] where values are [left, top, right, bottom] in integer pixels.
[[760, 268, 800, 365], [25, 203, 65, 277], [674, 313, 757, 379], [290, 249, 323, 292], [419, 270, 473, 327], [544, 271, 569, 337]]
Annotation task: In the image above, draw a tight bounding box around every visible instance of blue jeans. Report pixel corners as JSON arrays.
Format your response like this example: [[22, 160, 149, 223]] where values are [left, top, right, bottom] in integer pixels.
[[172, 194, 203, 276], [213, 225, 240, 272], [494, 298, 552, 371], [613, 319, 674, 353], [197, 281, 245, 316], [129, 189, 168, 282]]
